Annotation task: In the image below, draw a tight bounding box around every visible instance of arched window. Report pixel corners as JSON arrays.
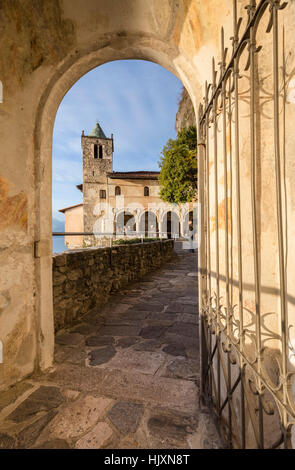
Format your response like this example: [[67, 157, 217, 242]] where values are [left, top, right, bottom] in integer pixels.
[[99, 145, 103, 159], [94, 144, 98, 159], [115, 186, 121, 196], [144, 186, 149, 197]]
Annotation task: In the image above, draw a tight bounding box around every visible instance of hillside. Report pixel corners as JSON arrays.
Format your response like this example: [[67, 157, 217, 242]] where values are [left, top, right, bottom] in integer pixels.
[[175, 87, 195, 132]]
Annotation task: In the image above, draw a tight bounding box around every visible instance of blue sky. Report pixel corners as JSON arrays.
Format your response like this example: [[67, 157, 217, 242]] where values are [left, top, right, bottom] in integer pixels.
[[52, 59, 183, 252]]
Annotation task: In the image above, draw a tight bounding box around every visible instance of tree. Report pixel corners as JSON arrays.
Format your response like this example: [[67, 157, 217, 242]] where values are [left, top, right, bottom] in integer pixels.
[[158, 125, 197, 204]]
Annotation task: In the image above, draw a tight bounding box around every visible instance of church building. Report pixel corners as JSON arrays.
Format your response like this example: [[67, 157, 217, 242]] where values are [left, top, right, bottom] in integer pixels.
[[59, 122, 197, 249]]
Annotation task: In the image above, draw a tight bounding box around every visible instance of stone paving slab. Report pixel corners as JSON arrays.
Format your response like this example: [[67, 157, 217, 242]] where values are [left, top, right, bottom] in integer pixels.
[[88, 346, 117, 366], [133, 340, 163, 352], [120, 310, 150, 320], [162, 358, 200, 381], [55, 332, 85, 347], [115, 337, 140, 349], [169, 322, 198, 338], [0, 382, 33, 412], [8, 386, 65, 423], [99, 325, 141, 336], [108, 402, 144, 434], [18, 410, 58, 448], [43, 395, 113, 441], [85, 335, 115, 347], [55, 346, 86, 365], [97, 369, 199, 415], [101, 349, 166, 375], [146, 407, 198, 448], [75, 422, 113, 449], [34, 438, 71, 449], [0, 433, 16, 449]]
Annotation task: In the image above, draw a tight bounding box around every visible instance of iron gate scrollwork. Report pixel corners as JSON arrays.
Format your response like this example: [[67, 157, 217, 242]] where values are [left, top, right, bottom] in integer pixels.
[[198, 0, 295, 449]]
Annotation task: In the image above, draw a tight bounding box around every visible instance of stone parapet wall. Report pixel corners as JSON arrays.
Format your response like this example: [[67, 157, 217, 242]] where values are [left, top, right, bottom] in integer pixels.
[[52, 240, 174, 331]]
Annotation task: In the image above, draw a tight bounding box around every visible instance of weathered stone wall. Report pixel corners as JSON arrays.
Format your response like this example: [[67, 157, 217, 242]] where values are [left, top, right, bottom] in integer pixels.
[[52, 240, 174, 331]]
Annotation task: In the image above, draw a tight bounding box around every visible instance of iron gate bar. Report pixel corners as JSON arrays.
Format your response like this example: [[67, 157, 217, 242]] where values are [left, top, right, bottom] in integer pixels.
[[200, 0, 282, 126], [197, 108, 209, 406], [220, 25, 234, 445], [199, 0, 295, 448], [205, 333, 219, 409], [242, 371, 261, 448], [204, 338, 218, 382], [217, 340, 240, 440], [219, 372, 242, 414], [249, 4, 264, 449], [211, 56, 222, 421], [232, 0, 246, 449], [272, 1, 289, 446]]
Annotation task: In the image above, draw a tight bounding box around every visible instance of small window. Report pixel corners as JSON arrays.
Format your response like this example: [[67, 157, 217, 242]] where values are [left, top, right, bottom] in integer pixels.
[[115, 186, 121, 196], [100, 189, 106, 199], [144, 186, 149, 197], [99, 145, 103, 159], [94, 144, 98, 159]]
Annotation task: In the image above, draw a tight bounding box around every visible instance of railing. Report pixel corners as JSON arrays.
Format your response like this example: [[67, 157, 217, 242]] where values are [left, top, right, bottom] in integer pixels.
[[52, 231, 192, 238], [52, 231, 197, 250], [198, 0, 295, 449]]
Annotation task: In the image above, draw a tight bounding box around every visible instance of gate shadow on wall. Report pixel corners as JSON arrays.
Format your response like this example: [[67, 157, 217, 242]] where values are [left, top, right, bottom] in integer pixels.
[[198, 0, 295, 449]]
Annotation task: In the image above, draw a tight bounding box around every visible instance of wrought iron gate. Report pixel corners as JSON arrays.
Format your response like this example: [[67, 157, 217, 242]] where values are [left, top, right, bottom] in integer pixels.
[[198, 0, 295, 449]]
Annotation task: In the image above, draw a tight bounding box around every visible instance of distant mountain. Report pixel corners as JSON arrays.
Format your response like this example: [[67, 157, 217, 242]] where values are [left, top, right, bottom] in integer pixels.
[[52, 217, 65, 232], [52, 217, 66, 254], [175, 87, 195, 132]]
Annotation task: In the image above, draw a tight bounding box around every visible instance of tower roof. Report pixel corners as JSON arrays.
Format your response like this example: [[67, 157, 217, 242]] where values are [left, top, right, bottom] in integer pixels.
[[89, 122, 107, 139]]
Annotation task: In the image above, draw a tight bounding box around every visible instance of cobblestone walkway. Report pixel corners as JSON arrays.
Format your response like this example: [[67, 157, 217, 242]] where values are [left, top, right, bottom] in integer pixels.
[[0, 250, 223, 449]]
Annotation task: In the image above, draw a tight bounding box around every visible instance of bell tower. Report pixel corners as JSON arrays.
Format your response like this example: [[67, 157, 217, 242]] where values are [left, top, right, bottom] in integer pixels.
[[81, 122, 114, 238], [82, 122, 113, 183]]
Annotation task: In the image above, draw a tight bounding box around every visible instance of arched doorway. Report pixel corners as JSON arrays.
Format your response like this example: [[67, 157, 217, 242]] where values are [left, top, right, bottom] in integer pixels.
[[183, 209, 197, 238], [115, 210, 136, 236], [162, 211, 180, 239], [139, 211, 159, 238]]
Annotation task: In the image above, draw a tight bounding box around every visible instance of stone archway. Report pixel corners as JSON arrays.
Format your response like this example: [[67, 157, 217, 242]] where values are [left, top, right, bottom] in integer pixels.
[[35, 36, 199, 374], [2, 0, 295, 448], [138, 211, 159, 238], [162, 211, 180, 239], [115, 209, 137, 236], [0, 0, 235, 392]]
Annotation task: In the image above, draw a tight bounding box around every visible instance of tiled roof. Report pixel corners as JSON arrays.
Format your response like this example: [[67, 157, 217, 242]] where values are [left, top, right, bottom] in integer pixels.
[[108, 171, 160, 180], [59, 203, 83, 213]]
